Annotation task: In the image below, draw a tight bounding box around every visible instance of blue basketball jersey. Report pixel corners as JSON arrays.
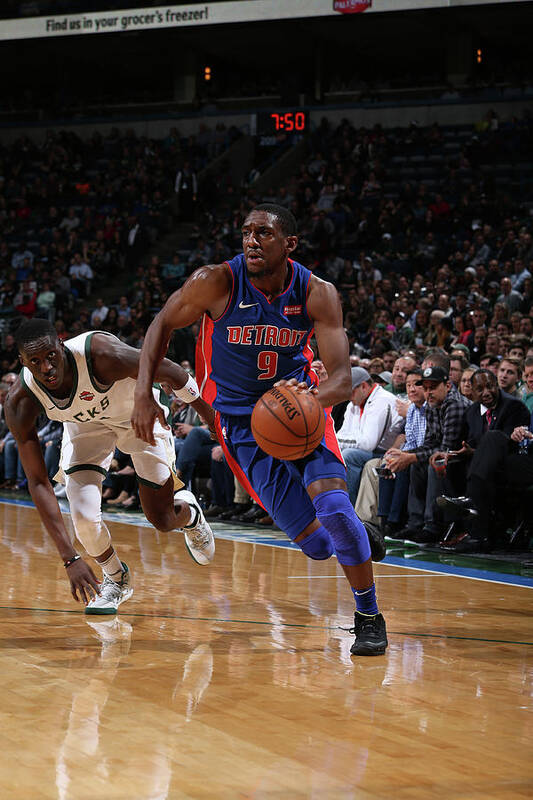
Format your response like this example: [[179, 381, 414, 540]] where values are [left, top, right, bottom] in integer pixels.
[[196, 253, 317, 415]]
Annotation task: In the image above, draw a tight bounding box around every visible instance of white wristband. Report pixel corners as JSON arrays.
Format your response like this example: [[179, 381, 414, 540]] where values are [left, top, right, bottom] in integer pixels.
[[174, 374, 200, 403]]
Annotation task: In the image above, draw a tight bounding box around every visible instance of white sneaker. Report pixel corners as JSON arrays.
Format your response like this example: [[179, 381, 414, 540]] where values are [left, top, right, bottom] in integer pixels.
[[85, 562, 133, 615], [174, 490, 215, 565]]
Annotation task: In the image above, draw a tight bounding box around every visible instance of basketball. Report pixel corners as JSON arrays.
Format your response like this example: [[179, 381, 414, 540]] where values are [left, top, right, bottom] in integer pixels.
[[251, 385, 326, 460]]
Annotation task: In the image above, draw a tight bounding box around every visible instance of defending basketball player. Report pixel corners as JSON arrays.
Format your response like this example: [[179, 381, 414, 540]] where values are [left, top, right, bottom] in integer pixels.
[[132, 204, 387, 655], [5, 320, 216, 614]]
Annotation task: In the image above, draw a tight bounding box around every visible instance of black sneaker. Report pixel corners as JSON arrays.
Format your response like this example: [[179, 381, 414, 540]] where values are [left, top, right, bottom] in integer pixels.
[[364, 520, 386, 562], [349, 611, 388, 656]]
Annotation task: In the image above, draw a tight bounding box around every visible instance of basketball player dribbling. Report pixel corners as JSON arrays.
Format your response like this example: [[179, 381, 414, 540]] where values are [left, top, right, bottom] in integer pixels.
[[5, 319, 215, 613], [132, 204, 388, 655]]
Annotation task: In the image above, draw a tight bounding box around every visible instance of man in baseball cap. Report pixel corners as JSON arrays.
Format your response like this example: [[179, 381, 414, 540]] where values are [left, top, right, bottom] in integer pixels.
[[388, 363, 471, 545], [337, 366, 405, 506]]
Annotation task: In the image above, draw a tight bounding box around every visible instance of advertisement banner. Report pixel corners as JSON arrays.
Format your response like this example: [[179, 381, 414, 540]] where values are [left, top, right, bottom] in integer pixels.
[[0, 0, 528, 42]]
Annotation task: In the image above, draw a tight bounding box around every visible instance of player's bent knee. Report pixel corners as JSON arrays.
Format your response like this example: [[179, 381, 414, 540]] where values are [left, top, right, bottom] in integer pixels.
[[71, 513, 111, 558], [313, 489, 371, 566], [298, 526, 334, 560]]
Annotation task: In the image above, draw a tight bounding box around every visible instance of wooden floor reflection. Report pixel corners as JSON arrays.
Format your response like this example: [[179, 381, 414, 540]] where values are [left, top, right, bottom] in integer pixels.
[[0, 501, 531, 799]]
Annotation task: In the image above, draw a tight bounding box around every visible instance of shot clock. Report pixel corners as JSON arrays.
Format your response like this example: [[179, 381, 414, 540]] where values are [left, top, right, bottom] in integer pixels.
[[255, 110, 309, 136]]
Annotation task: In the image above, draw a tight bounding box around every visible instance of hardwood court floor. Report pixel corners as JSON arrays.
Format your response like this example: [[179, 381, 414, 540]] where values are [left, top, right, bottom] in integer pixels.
[[0, 499, 531, 799]]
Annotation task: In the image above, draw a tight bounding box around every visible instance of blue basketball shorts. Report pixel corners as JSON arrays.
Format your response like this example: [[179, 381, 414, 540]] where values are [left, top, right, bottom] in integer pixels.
[[215, 410, 346, 540]]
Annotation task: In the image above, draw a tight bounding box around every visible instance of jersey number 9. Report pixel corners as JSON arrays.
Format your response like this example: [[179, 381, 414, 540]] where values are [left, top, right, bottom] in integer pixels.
[[257, 351, 278, 380]]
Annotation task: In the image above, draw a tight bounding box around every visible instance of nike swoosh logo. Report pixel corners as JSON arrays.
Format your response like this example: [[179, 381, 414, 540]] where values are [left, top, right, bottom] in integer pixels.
[[239, 301, 259, 309]]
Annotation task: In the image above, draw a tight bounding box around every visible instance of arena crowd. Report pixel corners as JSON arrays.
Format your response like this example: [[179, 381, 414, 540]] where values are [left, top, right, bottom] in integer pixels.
[[1, 110, 532, 555]]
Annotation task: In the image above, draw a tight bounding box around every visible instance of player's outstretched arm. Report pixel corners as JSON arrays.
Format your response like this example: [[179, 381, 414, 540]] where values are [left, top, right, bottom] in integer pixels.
[[307, 276, 352, 407], [132, 264, 231, 444], [90, 333, 215, 438], [5, 385, 100, 604]]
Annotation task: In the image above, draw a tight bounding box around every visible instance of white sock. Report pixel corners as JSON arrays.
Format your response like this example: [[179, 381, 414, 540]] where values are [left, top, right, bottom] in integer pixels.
[[185, 505, 199, 528], [99, 550, 123, 581]]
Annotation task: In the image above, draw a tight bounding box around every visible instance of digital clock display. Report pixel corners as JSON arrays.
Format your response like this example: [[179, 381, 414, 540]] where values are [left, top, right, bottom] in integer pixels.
[[256, 111, 309, 135]]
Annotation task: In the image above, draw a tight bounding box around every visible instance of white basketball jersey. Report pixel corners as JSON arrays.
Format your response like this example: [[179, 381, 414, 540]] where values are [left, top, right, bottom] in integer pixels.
[[20, 331, 167, 428]]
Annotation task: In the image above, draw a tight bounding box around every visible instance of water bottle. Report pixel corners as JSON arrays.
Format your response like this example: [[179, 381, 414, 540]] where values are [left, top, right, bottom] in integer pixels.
[[518, 437, 530, 457]]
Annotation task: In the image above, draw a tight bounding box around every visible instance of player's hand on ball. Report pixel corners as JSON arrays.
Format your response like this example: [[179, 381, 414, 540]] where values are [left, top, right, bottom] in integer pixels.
[[131, 395, 170, 446], [274, 378, 318, 395], [66, 559, 100, 605]]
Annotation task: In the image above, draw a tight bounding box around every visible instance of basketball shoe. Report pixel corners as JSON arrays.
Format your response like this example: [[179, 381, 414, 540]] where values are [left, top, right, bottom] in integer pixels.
[[85, 562, 133, 615], [349, 611, 388, 656], [174, 489, 216, 565]]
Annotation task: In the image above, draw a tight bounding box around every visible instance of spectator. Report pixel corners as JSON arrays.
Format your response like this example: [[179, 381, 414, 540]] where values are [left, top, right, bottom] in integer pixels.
[[69, 252, 94, 298], [385, 355, 417, 398], [337, 367, 404, 504], [522, 356, 533, 412], [449, 354, 468, 387], [497, 277, 522, 312], [386, 365, 470, 544], [459, 366, 477, 400], [36, 281, 56, 321], [91, 298, 109, 328], [497, 357, 522, 398], [438, 417, 533, 552], [376, 366, 427, 536]]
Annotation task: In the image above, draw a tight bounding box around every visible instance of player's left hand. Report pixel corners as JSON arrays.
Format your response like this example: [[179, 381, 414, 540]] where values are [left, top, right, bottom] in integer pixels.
[[274, 378, 318, 395]]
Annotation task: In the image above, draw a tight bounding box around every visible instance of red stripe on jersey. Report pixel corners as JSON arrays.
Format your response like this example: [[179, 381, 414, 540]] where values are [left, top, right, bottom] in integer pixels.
[[196, 314, 217, 405], [214, 413, 265, 509], [323, 407, 344, 464], [302, 327, 316, 383]]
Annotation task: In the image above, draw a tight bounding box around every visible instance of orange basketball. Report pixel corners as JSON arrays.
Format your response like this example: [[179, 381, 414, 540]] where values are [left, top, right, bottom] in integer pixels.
[[251, 385, 326, 460]]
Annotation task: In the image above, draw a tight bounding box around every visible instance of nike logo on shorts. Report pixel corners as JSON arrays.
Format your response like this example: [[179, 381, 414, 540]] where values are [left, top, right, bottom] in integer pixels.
[[239, 301, 259, 309]]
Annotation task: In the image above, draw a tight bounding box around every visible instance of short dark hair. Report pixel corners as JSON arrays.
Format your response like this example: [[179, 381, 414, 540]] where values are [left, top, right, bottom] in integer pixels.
[[472, 368, 497, 386], [450, 354, 469, 370], [479, 353, 500, 366], [14, 318, 58, 352], [406, 367, 423, 379], [525, 356, 533, 369], [251, 204, 297, 235]]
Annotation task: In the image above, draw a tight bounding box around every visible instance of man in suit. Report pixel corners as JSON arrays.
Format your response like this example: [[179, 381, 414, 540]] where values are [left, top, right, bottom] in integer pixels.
[[437, 370, 531, 551], [462, 369, 530, 448]]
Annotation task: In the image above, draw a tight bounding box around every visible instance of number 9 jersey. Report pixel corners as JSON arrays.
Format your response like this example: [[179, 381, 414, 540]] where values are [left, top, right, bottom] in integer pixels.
[[196, 254, 317, 415]]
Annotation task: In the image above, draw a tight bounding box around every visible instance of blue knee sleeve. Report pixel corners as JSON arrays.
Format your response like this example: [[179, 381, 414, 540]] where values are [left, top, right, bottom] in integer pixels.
[[298, 525, 334, 560], [313, 489, 371, 566]]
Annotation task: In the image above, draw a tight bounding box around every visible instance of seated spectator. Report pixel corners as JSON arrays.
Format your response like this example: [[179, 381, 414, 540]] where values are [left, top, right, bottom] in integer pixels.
[[102, 451, 139, 509], [115, 295, 132, 321], [497, 357, 522, 398], [376, 366, 427, 536], [188, 238, 212, 272], [69, 253, 94, 298], [91, 298, 109, 328], [36, 281, 56, 321], [522, 356, 533, 412], [385, 365, 470, 544], [449, 353, 468, 387], [479, 354, 500, 375], [176, 424, 216, 489], [438, 416, 533, 552], [508, 336, 529, 362], [384, 355, 417, 399], [14, 280, 37, 318], [497, 277, 522, 312], [102, 307, 119, 334], [337, 367, 404, 504]]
